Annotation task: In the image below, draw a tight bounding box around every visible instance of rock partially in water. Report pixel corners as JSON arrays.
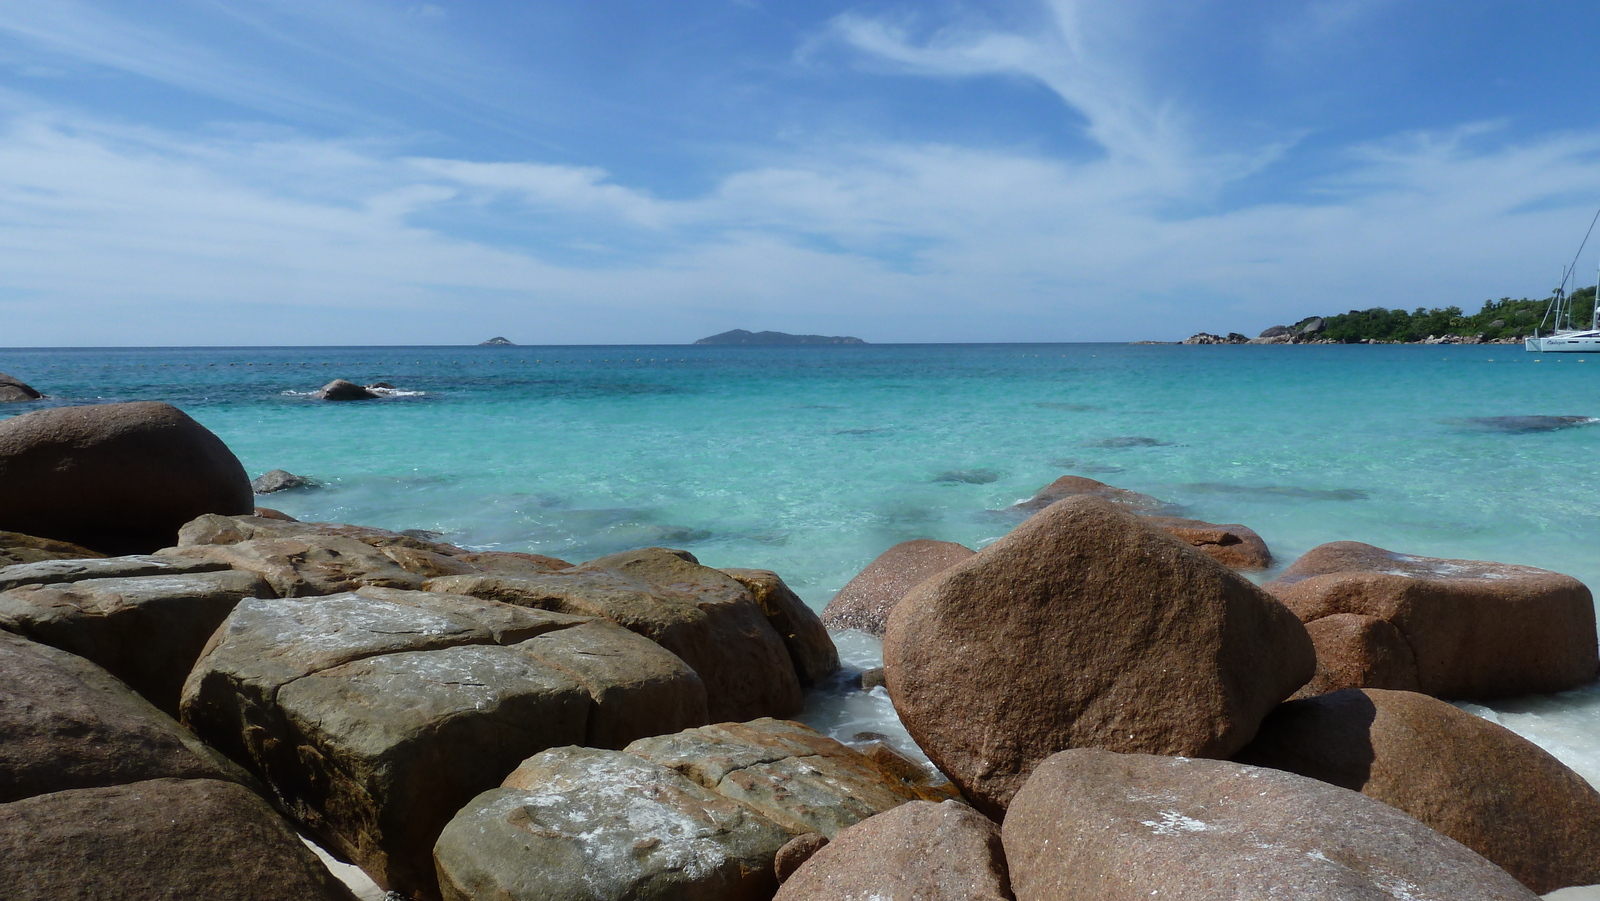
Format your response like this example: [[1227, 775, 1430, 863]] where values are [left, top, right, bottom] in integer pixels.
[[884, 497, 1313, 817], [250, 469, 321, 494], [313, 379, 379, 401], [1264, 541, 1599, 698], [1139, 515, 1272, 571], [721, 568, 840, 687], [479, 336, 515, 346], [1237, 688, 1600, 894], [1011, 474, 1167, 514], [822, 539, 976, 638], [1458, 415, 1598, 434], [0, 372, 42, 403], [1003, 748, 1538, 901]]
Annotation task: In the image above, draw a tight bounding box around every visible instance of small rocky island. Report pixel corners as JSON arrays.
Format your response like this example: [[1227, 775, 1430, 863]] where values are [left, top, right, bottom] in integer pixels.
[[478, 337, 514, 346], [694, 329, 866, 346]]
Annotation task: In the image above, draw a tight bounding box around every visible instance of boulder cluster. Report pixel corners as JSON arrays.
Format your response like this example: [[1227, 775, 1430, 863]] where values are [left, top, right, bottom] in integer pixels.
[[1, 400, 1598, 901]]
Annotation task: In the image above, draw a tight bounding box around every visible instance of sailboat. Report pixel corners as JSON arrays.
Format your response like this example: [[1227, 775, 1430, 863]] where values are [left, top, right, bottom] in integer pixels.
[[1526, 208, 1600, 352]]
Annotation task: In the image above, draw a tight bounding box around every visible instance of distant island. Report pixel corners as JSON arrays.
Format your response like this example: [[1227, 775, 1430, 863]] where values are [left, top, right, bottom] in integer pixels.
[[478, 337, 515, 346], [1175, 289, 1584, 345], [694, 329, 867, 346]]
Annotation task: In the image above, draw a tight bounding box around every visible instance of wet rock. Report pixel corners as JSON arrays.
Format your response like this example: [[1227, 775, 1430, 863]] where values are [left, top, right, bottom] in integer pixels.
[[721, 568, 839, 686], [822, 539, 975, 637], [0, 553, 229, 592], [314, 379, 379, 400], [775, 800, 1011, 901], [0, 569, 272, 713], [0, 778, 357, 901], [625, 719, 956, 838], [0, 530, 103, 566], [1236, 688, 1600, 893], [0, 372, 42, 403], [0, 631, 245, 802], [1011, 474, 1166, 514], [774, 834, 828, 883], [1294, 613, 1420, 698], [0, 402, 253, 554], [860, 666, 887, 689], [429, 547, 803, 722], [181, 589, 706, 899], [1139, 514, 1272, 570], [1003, 748, 1538, 901], [1264, 541, 1598, 697], [435, 747, 791, 901], [251, 469, 321, 494], [884, 496, 1313, 816]]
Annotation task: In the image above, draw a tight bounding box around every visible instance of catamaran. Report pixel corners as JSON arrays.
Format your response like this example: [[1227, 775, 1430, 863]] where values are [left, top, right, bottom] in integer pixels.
[[1526, 208, 1600, 352]]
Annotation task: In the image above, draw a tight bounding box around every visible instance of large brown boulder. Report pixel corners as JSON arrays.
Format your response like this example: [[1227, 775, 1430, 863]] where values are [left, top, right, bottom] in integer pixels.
[[0, 371, 42, 403], [1236, 688, 1600, 893], [1139, 514, 1272, 570], [0, 778, 356, 901], [1003, 748, 1538, 901], [884, 496, 1314, 816], [181, 588, 708, 899], [1011, 474, 1166, 514], [430, 547, 804, 722], [821, 539, 975, 637], [721, 568, 839, 686], [0, 569, 273, 713], [0, 402, 253, 554], [624, 718, 957, 838], [774, 799, 1011, 901], [435, 747, 792, 901], [0, 630, 245, 803], [0, 530, 103, 566], [1293, 613, 1420, 698], [1264, 541, 1599, 697]]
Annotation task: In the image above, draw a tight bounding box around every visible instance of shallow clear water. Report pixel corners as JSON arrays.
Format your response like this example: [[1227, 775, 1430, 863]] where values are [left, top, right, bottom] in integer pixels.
[[4, 342, 1598, 783]]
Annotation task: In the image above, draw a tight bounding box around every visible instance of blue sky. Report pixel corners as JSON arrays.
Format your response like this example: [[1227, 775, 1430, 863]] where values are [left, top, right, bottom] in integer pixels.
[[2, 1, 1599, 344]]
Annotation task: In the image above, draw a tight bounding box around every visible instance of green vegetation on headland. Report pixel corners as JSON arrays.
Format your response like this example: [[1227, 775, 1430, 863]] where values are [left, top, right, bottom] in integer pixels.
[[1317, 286, 1596, 343], [693, 329, 867, 345]]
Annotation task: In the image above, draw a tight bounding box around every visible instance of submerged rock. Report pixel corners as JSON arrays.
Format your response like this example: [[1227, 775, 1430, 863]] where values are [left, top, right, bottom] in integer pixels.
[[1459, 415, 1598, 433], [1264, 541, 1599, 698], [884, 496, 1313, 816], [0, 402, 254, 554], [1237, 689, 1600, 893], [822, 539, 975, 637], [1003, 748, 1538, 901]]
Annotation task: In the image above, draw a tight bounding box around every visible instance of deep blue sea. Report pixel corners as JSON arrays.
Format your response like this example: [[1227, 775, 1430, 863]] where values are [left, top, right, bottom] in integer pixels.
[[3, 342, 1598, 785]]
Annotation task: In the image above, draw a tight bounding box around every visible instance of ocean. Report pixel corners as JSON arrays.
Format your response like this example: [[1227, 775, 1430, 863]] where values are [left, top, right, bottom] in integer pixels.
[[3, 342, 1598, 788]]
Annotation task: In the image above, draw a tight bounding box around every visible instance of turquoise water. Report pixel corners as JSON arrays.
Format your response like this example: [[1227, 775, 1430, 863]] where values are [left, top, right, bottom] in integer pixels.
[[3, 343, 1598, 782]]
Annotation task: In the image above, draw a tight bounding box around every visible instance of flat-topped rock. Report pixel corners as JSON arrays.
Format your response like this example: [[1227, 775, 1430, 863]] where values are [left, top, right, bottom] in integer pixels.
[[1003, 748, 1538, 901], [0, 402, 253, 554], [885, 496, 1313, 816], [1139, 514, 1272, 570], [1237, 688, 1600, 893], [0, 631, 245, 803], [0, 530, 103, 566], [775, 799, 1011, 901], [181, 588, 707, 899], [429, 547, 804, 722], [0, 778, 357, 901], [0, 569, 272, 713], [821, 539, 976, 637], [625, 718, 956, 838], [1264, 541, 1599, 697], [436, 746, 792, 901], [0, 553, 232, 592]]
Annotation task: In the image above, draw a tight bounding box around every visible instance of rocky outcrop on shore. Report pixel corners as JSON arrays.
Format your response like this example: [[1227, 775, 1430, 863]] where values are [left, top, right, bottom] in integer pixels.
[[0, 371, 42, 403]]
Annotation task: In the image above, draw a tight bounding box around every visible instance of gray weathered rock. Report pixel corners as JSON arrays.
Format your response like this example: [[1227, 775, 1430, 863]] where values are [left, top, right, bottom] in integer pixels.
[[0, 553, 230, 592], [821, 540, 976, 637], [1259, 325, 1292, 338], [775, 800, 1011, 901], [0, 371, 42, 403], [0, 778, 357, 901], [721, 567, 839, 686], [314, 379, 379, 400], [1003, 748, 1538, 901], [884, 496, 1313, 816], [251, 469, 321, 494], [0, 402, 253, 554], [435, 747, 792, 901], [182, 588, 707, 899], [0, 569, 272, 713], [429, 547, 803, 722], [0, 530, 103, 566], [0, 630, 246, 803]]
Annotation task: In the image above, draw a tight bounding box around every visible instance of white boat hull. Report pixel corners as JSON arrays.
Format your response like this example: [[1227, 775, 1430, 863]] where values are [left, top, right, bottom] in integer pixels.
[[1525, 332, 1600, 352]]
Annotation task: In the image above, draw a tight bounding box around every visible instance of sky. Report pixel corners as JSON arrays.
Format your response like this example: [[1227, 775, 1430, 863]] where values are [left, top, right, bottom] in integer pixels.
[[2, 1, 1600, 345]]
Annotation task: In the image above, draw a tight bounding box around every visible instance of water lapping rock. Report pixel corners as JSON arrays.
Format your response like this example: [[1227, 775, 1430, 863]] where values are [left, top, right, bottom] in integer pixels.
[[820, 539, 975, 637]]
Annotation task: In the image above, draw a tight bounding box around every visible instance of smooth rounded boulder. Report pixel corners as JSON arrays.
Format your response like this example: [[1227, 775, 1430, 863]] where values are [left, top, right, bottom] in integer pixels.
[[1003, 748, 1538, 901], [314, 379, 379, 400], [884, 496, 1314, 816], [774, 799, 1011, 901], [1236, 688, 1600, 893], [0, 402, 253, 554], [1264, 541, 1599, 697], [821, 539, 975, 637], [0, 371, 42, 403], [1011, 474, 1166, 514]]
